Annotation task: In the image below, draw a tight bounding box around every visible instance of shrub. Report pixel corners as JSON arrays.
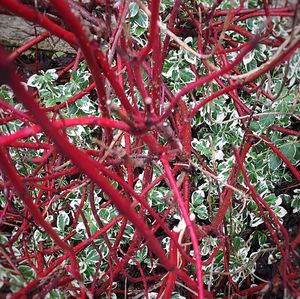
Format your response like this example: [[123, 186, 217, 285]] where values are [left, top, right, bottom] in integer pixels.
[[0, 0, 299, 298]]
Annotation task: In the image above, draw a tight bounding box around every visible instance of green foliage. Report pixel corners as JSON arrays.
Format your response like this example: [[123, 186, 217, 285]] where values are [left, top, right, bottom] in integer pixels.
[[191, 189, 208, 220], [128, 2, 149, 41], [27, 62, 95, 114], [162, 37, 197, 92], [0, 0, 300, 297]]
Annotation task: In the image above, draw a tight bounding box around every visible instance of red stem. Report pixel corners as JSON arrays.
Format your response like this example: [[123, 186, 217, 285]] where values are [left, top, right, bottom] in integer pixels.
[[269, 125, 300, 137], [0, 146, 81, 281], [136, 0, 161, 59], [159, 37, 259, 122], [161, 154, 205, 299], [8, 31, 50, 61], [0, 48, 175, 273], [211, 142, 252, 231]]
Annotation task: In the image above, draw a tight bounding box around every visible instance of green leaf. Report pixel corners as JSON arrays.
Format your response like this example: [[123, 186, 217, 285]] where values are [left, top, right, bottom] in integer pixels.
[[192, 138, 211, 157], [249, 213, 264, 227], [134, 26, 146, 37], [10, 276, 25, 292], [214, 249, 224, 263], [184, 50, 196, 64], [273, 81, 282, 94], [249, 120, 260, 132], [27, 74, 42, 88], [273, 206, 287, 218], [191, 189, 205, 205], [171, 292, 187, 299], [123, 223, 135, 240], [195, 205, 208, 220], [19, 265, 35, 279], [179, 68, 196, 83], [259, 114, 275, 127], [0, 85, 14, 102], [99, 208, 110, 222], [75, 96, 95, 114], [44, 69, 58, 81], [34, 230, 48, 242], [280, 143, 296, 159], [47, 289, 65, 299], [79, 261, 87, 273], [276, 95, 294, 112], [191, 189, 208, 219], [89, 221, 99, 235], [246, 18, 254, 30], [291, 191, 300, 213], [136, 247, 148, 263], [269, 152, 281, 170], [245, 58, 257, 72], [243, 50, 255, 65], [232, 237, 243, 250], [57, 211, 70, 231], [71, 233, 85, 241], [86, 249, 100, 264], [98, 242, 109, 259], [253, 231, 268, 246], [135, 10, 148, 28], [129, 2, 139, 17], [265, 194, 277, 205], [255, 49, 266, 61], [295, 144, 300, 161]]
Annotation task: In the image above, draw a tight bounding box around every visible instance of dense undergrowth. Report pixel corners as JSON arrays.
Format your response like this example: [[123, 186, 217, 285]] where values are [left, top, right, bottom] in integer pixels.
[[0, 0, 300, 298]]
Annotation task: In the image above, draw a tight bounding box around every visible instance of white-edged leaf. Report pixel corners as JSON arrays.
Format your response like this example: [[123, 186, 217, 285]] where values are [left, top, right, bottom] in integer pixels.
[[195, 205, 208, 220], [243, 50, 255, 65], [136, 10, 148, 28], [129, 2, 139, 17], [79, 261, 87, 273], [27, 74, 40, 88], [86, 249, 100, 264], [249, 213, 264, 227], [273, 206, 287, 218], [136, 247, 148, 263], [57, 211, 70, 231]]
